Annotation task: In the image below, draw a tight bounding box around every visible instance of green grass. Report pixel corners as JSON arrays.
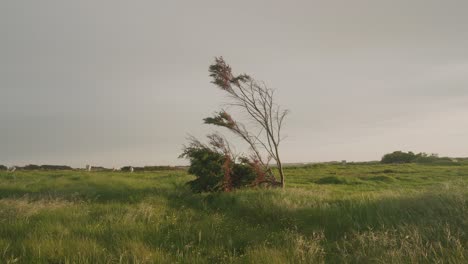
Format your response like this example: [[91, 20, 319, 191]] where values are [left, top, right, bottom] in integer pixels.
[[0, 163, 467, 263]]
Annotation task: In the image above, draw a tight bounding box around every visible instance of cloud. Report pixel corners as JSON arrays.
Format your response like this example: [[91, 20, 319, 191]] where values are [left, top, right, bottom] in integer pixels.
[[1, 1, 467, 166]]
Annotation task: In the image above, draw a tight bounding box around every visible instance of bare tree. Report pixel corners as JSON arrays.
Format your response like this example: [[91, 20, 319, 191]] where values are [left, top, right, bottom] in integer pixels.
[[205, 57, 289, 188]]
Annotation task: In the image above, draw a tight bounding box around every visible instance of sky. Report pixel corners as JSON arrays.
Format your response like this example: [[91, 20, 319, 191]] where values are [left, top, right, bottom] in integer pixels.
[[1, 0, 468, 167]]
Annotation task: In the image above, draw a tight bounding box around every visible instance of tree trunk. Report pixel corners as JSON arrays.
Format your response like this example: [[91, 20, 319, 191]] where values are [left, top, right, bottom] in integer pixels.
[[274, 144, 285, 188], [277, 161, 285, 188]]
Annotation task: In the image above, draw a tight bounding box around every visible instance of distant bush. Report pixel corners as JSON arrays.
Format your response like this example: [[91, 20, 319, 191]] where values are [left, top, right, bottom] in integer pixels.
[[23, 164, 41, 170], [120, 166, 179, 172], [0, 165, 7, 171], [381, 151, 417, 164], [120, 166, 133, 172], [39, 165, 73, 170]]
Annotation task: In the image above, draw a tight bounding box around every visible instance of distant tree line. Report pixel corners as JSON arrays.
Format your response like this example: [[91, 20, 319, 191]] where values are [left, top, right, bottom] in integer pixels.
[[0, 164, 73, 171], [120, 166, 180, 172], [381, 151, 457, 165], [0, 165, 182, 172]]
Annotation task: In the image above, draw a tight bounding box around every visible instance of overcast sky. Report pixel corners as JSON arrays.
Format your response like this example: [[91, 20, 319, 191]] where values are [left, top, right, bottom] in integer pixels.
[[1, 0, 467, 167]]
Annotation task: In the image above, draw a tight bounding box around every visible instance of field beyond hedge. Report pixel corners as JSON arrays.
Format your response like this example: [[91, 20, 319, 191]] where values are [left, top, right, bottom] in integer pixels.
[[0, 163, 467, 263]]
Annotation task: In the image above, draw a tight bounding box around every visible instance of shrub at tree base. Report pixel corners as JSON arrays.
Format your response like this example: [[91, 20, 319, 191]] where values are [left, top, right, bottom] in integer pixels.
[[231, 163, 257, 188], [179, 138, 256, 193], [183, 147, 224, 192]]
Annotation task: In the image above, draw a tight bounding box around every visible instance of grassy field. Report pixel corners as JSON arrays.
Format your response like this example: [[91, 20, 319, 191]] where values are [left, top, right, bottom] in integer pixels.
[[0, 163, 467, 263]]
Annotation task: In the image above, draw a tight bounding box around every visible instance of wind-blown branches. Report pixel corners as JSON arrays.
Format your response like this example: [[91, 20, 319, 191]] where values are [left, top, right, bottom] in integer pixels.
[[205, 112, 264, 163], [180, 133, 236, 161]]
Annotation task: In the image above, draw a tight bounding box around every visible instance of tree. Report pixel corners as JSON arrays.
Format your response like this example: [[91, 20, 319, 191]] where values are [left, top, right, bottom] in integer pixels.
[[205, 57, 289, 188]]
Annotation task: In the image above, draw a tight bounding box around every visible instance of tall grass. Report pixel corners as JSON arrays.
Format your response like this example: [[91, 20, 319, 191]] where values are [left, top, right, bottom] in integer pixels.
[[0, 164, 467, 263]]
